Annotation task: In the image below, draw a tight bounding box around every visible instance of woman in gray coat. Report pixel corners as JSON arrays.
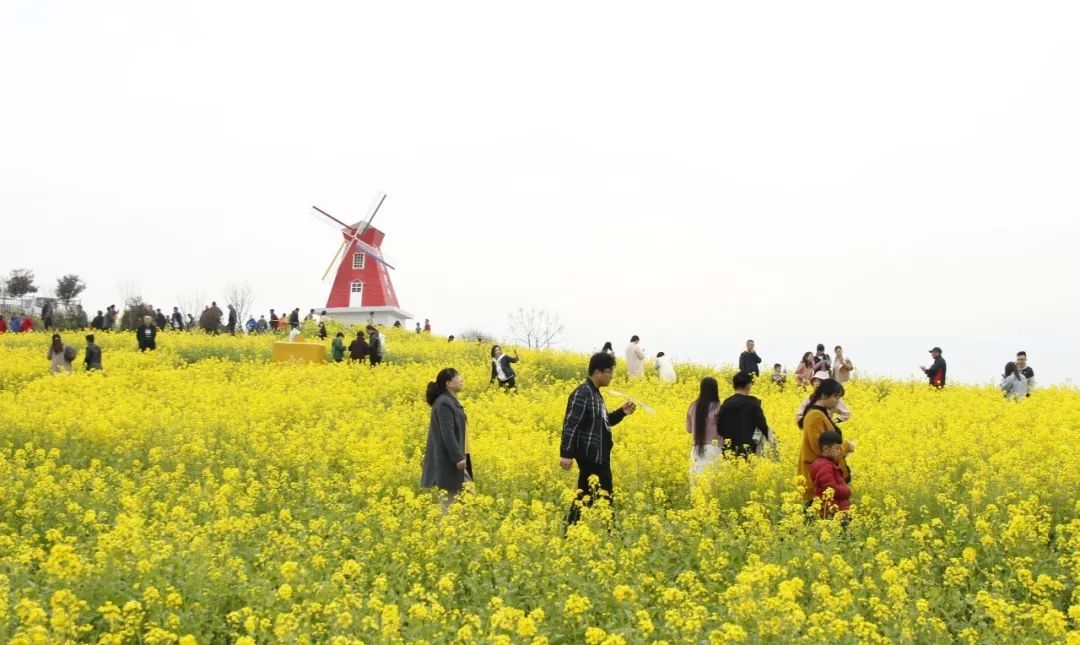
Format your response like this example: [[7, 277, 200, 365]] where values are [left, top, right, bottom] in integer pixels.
[[421, 367, 470, 505]]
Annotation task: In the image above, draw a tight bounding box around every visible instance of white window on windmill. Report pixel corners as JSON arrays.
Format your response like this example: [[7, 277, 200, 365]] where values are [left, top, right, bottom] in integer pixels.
[[353, 252, 366, 269], [349, 280, 364, 308]]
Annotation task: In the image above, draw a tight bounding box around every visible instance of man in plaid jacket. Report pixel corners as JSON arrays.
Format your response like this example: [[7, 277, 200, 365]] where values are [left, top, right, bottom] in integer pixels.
[[560, 352, 637, 525]]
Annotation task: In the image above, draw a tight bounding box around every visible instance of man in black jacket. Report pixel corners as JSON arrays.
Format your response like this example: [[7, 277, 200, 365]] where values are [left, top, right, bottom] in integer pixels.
[[136, 315, 157, 352], [560, 352, 637, 526], [921, 347, 946, 388], [738, 339, 762, 378], [170, 307, 184, 330], [717, 371, 769, 458], [1016, 351, 1034, 396]]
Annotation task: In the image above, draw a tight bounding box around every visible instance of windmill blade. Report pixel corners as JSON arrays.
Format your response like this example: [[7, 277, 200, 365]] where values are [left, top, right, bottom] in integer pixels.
[[350, 192, 387, 235], [353, 238, 396, 270], [321, 239, 350, 281], [312, 205, 354, 231]]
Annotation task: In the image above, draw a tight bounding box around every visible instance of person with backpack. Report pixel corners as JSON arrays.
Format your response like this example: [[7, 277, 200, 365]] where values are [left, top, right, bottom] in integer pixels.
[[47, 333, 76, 374]]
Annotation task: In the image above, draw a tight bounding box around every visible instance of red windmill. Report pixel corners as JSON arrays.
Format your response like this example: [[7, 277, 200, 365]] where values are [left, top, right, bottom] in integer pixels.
[[312, 193, 412, 327]]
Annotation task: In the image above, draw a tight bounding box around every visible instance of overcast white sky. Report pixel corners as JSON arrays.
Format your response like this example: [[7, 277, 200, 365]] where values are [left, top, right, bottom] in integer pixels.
[[2, 1, 1077, 384]]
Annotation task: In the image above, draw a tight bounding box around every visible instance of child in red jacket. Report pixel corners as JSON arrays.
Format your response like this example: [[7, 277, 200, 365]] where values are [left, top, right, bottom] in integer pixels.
[[810, 431, 852, 519]]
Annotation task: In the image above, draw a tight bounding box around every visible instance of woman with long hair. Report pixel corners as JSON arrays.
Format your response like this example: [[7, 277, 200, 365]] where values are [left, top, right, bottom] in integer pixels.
[[1001, 361, 1028, 400], [601, 341, 614, 355], [421, 368, 471, 506], [687, 377, 722, 474], [47, 333, 74, 374], [797, 379, 855, 504], [794, 352, 815, 387]]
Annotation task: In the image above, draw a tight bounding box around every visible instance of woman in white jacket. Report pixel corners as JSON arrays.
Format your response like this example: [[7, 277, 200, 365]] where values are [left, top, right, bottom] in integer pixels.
[[656, 352, 677, 383], [1000, 361, 1028, 401]]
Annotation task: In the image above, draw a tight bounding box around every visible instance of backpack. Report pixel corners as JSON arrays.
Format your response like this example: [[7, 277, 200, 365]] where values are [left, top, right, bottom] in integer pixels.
[[62, 345, 77, 362]]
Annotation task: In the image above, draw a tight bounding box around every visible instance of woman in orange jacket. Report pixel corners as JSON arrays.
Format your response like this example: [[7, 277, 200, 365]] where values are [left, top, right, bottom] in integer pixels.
[[796, 379, 856, 502]]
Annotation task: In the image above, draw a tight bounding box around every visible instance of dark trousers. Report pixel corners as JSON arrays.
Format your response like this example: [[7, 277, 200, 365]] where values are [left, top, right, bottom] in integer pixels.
[[565, 457, 613, 525], [370, 354, 383, 366], [498, 377, 516, 389]]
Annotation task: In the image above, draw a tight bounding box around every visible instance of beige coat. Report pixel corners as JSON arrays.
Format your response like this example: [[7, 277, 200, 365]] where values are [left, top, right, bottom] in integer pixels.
[[625, 342, 645, 378], [832, 355, 854, 383]]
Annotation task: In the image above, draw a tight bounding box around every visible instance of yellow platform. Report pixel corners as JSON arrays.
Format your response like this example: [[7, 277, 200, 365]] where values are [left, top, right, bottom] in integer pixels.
[[271, 341, 327, 364]]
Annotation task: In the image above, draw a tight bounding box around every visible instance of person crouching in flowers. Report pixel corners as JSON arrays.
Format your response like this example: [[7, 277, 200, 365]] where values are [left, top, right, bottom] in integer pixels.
[[797, 379, 855, 507], [560, 352, 636, 526], [809, 431, 852, 522], [490, 345, 520, 389], [421, 368, 471, 507]]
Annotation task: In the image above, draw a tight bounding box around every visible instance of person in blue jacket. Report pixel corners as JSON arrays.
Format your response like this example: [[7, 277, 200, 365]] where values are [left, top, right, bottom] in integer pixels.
[[490, 345, 520, 389]]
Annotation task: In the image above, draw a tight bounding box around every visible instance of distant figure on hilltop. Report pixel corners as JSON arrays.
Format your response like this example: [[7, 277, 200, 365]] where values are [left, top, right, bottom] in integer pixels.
[[245, 316, 257, 334], [154, 308, 168, 331], [90, 310, 105, 330], [625, 336, 645, 379], [256, 315, 268, 333], [921, 347, 946, 388], [289, 308, 301, 330], [171, 307, 184, 331], [812, 344, 831, 374], [831, 345, 853, 383], [269, 309, 279, 331], [795, 352, 815, 387], [227, 305, 238, 335], [1000, 362, 1028, 400], [739, 339, 762, 378], [424, 319, 431, 333], [601, 341, 614, 356]]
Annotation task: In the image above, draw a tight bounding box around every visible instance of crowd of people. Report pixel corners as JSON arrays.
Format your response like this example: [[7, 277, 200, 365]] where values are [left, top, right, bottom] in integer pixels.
[[419, 340, 1039, 529]]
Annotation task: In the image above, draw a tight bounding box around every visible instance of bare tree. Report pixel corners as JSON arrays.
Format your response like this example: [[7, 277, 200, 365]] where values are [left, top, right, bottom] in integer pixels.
[[116, 280, 140, 306], [177, 291, 206, 322], [507, 307, 566, 349], [224, 282, 256, 324]]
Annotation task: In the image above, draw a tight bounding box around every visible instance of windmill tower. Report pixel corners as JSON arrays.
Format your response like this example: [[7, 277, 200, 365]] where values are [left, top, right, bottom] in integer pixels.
[[312, 194, 412, 327]]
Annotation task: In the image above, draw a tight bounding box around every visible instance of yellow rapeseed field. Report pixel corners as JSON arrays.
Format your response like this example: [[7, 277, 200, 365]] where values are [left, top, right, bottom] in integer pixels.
[[1, 326, 1078, 643]]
